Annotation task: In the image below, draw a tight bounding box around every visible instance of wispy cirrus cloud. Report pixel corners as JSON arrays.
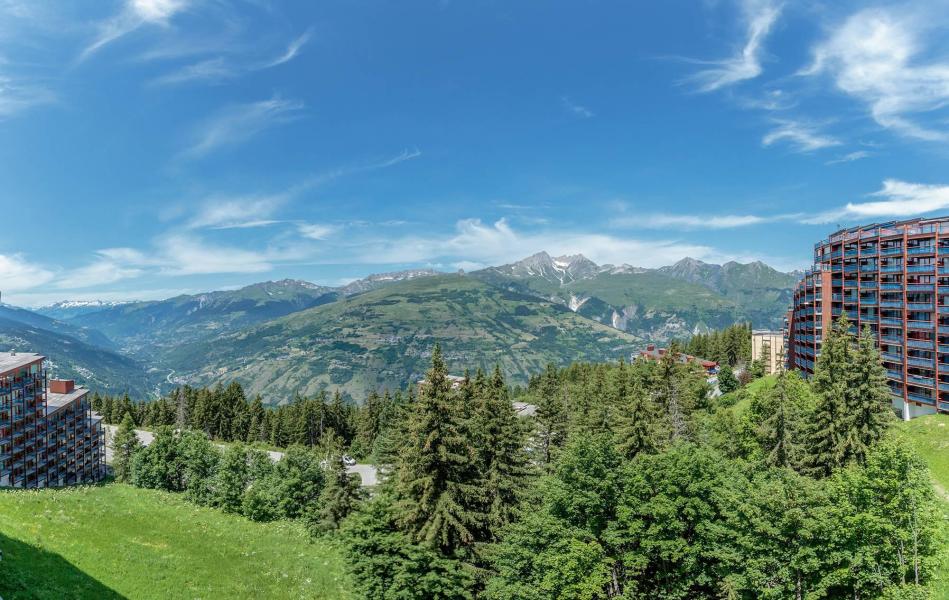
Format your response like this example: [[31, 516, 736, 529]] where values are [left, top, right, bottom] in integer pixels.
[[561, 96, 594, 119], [80, 0, 190, 62], [186, 195, 285, 229], [688, 0, 783, 92], [762, 119, 841, 152], [0, 75, 54, 118], [825, 150, 872, 165], [181, 95, 303, 159], [0, 253, 54, 293], [803, 179, 949, 224], [801, 8, 949, 142], [614, 213, 770, 230], [149, 29, 313, 87]]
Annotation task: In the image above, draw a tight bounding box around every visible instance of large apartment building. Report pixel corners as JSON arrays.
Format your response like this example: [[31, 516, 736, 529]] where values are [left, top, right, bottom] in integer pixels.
[[785, 218, 949, 420], [0, 351, 105, 488], [751, 330, 784, 376]]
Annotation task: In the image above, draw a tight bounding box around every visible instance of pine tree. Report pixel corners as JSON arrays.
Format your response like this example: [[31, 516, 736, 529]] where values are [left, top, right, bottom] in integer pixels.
[[614, 375, 663, 461], [395, 345, 486, 555], [310, 449, 362, 535], [473, 366, 530, 540], [757, 370, 811, 471], [533, 364, 569, 468], [112, 412, 141, 483], [807, 316, 852, 477], [718, 365, 740, 394], [847, 325, 894, 465]]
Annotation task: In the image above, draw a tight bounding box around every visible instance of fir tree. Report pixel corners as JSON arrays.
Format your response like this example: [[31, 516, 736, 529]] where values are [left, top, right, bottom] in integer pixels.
[[311, 449, 362, 535], [395, 345, 486, 555], [756, 370, 811, 471], [807, 316, 852, 477], [717, 365, 740, 394], [847, 325, 894, 464], [473, 366, 530, 540], [112, 412, 141, 483], [533, 364, 569, 468]]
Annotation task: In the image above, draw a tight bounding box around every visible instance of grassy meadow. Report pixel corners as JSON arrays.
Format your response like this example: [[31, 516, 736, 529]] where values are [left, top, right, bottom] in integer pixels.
[[0, 483, 351, 600]]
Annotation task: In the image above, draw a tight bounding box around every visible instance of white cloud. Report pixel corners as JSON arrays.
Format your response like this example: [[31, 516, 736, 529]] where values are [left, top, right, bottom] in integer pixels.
[[150, 30, 313, 87], [342, 218, 733, 269], [615, 213, 769, 230], [0, 254, 54, 293], [561, 96, 594, 119], [53, 256, 143, 290], [81, 0, 189, 62], [187, 195, 284, 229], [825, 150, 872, 165], [802, 8, 949, 141], [182, 95, 303, 159], [801, 179, 949, 224], [690, 0, 783, 92], [261, 29, 312, 68], [157, 234, 273, 275], [148, 57, 236, 87], [0, 75, 54, 118], [762, 119, 841, 152], [297, 223, 338, 240]]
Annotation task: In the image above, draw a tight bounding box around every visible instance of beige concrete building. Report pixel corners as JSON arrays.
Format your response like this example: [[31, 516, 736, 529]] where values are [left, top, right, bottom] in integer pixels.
[[752, 330, 785, 375]]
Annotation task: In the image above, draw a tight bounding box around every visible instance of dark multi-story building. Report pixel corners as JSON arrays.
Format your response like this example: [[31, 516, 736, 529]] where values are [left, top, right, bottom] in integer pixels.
[[785, 217, 949, 420], [0, 351, 105, 488]]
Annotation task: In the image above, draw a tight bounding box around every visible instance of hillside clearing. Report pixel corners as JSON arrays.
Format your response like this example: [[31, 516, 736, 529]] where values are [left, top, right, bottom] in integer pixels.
[[0, 483, 351, 600]]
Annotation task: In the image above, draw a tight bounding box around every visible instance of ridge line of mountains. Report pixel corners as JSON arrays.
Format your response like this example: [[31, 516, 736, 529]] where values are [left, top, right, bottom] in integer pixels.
[[0, 252, 800, 403]]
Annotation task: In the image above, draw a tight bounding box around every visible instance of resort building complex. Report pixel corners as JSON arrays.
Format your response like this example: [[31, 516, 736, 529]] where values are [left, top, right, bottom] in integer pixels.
[[0, 351, 105, 488], [785, 218, 949, 419]]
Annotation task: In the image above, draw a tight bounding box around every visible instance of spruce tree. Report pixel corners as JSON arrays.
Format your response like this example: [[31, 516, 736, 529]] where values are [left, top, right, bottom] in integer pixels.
[[847, 325, 894, 465], [112, 412, 141, 483], [311, 449, 362, 535], [395, 344, 486, 555], [807, 316, 852, 477], [533, 364, 569, 468], [473, 366, 530, 540], [757, 370, 811, 471], [717, 365, 739, 394], [614, 376, 663, 461]]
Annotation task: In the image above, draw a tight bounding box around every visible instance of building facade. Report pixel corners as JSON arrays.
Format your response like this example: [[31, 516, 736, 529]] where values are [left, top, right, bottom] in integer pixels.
[[0, 352, 105, 488], [785, 218, 949, 419], [752, 330, 784, 375]]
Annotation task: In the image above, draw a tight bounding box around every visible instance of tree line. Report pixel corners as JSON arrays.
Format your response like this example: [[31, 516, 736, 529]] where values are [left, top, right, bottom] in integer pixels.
[[105, 316, 941, 598], [93, 382, 403, 461]]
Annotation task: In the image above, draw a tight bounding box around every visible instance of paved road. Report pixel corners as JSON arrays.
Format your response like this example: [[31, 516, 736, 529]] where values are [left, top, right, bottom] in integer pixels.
[[104, 425, 378, 486]]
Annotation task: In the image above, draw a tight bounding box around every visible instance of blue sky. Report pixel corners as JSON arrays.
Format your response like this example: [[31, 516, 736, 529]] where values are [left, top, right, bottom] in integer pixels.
[[2, 0, 949, 306]]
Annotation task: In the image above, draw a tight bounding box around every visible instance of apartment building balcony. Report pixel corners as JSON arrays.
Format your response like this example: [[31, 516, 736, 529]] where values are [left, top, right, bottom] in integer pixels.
[[881, 283, 903, 291], [882, 246, 903, 256], [908, 374, 935, 387], [881, 301, 904, 308], [907, 356, 936, 368], [908, 264, 936, 274], [907, 338, 935, 350], [908, 392, 935, 405], [882, 265, 903, 273], [907, 284, 934, 292], [909, 321, 936, 330], [907, 246, 935, 255], [882, 352, 904, 363], [908, 302, 935, 310]]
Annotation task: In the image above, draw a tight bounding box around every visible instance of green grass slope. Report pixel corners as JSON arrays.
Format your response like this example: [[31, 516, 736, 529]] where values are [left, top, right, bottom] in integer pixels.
[[165, 274, 641, 403], [895, 413, 949, 599], [0, 484, 351, 600]]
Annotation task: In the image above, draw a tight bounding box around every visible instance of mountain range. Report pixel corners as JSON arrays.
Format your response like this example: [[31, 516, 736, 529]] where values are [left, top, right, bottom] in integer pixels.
[[5, 252, 799, 403]]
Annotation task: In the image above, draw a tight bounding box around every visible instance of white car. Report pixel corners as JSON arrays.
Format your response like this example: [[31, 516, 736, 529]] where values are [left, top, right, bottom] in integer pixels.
[[342, 454, 357, 467]]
